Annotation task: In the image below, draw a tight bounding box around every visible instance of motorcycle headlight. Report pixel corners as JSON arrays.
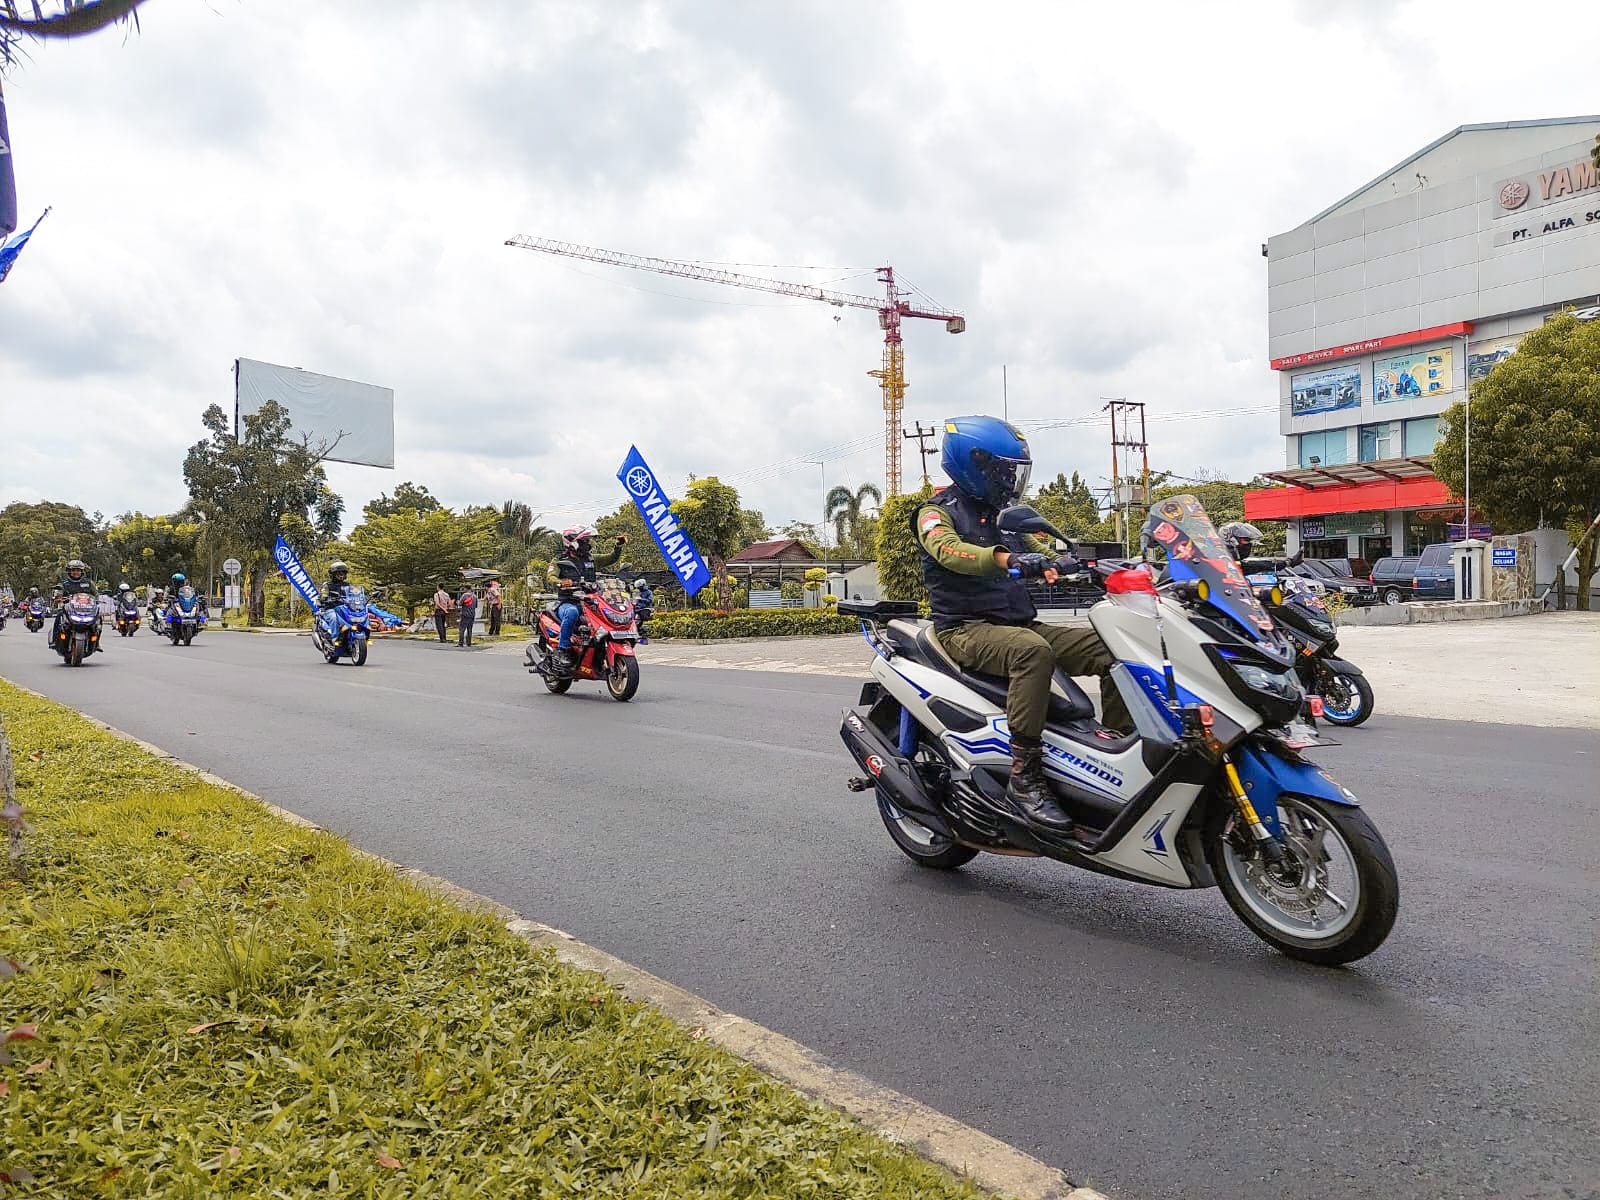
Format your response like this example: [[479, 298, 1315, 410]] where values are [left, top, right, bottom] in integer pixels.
[[1213, 653, 1305, 725]]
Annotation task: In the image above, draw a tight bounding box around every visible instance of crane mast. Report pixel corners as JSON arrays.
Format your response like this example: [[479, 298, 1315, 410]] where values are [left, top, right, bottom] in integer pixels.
[[505, 236, 965, 495]]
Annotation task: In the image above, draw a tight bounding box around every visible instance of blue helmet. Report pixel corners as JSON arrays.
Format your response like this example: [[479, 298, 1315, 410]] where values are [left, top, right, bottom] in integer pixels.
[[940, 416, 1032, 507], [171, 573, 185, 584]]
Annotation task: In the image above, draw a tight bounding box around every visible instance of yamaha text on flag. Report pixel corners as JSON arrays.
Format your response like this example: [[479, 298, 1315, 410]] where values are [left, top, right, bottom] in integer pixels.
[[273, 536, 323, 608], [616, 446, 713, 595]]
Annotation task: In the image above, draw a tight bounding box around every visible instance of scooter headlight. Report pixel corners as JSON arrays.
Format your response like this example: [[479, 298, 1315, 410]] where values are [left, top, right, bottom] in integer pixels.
[[1209, 650, 1305, 725]]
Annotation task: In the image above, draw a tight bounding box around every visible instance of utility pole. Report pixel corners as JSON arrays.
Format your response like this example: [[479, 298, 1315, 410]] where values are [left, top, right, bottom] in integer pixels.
[[903, 422, 939, 489], [1104, 399, 1150, 557]]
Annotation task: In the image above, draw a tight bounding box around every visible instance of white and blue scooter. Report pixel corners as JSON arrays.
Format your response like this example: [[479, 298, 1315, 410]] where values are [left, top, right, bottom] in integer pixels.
[[838, 495, 1398, 965]]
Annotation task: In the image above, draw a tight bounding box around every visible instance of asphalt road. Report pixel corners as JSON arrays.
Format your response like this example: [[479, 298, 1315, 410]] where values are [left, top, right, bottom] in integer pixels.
[[2, 627, 1596, 1200]]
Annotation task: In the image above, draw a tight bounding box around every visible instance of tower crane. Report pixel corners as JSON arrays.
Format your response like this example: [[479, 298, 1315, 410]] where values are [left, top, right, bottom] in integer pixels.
[[504, 235, 966, 496]]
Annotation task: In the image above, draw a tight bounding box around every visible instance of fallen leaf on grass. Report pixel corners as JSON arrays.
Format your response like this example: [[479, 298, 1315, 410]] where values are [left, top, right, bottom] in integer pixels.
[[689, 1026, 706, 1041], [0, 1166, 36, 1185], [176, 876, 196, 894], [0, 959, 26, 980], [98, 1167, 124, 1183], [26, 751, 43, 762], [175, 830, 192, 842], [226, 1147, 241, 1163], [0, 1081, 9, 1098], [3, 1024, 38, 1043], [23, 1057, 51, 1075], [376, 1153, 404, 1169], [185, 1021, 238, 1035]]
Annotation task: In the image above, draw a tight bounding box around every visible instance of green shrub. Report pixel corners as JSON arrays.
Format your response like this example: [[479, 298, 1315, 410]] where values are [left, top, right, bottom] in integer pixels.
[[876, 484, 933, 602], [647, 608, 859, 639]]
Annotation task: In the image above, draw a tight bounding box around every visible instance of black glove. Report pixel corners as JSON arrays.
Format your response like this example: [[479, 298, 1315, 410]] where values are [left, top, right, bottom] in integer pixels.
[[1010, 553, 1050, 578]]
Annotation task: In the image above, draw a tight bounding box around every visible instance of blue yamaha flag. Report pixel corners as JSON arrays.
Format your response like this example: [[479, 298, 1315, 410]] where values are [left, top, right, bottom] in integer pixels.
[[273, 536, 323, 607], [0, 80, 18, 239], [616, 446, 713, 595], [0, 207, 46, 284]]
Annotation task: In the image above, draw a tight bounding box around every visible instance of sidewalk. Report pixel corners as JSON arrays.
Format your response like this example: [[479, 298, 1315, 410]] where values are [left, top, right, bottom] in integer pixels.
[[621, 612, 1600, 729]]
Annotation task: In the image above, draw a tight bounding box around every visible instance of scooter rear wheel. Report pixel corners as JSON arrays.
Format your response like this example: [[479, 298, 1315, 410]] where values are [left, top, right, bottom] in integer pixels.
[[876, 792, 978, 869]]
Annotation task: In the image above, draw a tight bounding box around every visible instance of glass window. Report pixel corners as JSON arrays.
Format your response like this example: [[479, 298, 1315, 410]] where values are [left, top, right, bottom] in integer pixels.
[[1404, 416, 1440, 456], [1299, 429, 1351, 467], [1359, 422, 1399, 462]]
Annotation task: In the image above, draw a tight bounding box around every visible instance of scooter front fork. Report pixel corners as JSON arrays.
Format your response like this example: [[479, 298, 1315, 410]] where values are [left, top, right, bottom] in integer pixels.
[[1221, 753, 1286, 867]]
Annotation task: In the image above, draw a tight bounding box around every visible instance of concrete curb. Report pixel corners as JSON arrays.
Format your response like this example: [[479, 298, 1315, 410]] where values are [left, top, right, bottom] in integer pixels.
[[1337, 598, 1538, 626], [2, 683, 1105, 1200]]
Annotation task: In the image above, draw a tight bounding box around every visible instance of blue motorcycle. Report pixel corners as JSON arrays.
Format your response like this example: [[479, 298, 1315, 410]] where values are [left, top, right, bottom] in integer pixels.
[[314, 585, 370, 666], [25, 601, 47, 633], [165, 586, 206, 646]]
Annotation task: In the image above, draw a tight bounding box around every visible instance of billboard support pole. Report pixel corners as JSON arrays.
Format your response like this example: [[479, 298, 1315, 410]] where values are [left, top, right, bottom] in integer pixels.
[[1460, 332, 1472, 537]]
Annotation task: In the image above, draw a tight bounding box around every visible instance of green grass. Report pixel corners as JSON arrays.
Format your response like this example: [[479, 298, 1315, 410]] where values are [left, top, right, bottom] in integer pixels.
[[0, 682, 986, 1199]]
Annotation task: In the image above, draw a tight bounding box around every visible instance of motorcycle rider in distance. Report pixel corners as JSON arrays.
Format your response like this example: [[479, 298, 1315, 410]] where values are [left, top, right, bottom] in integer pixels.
[[633, 577, 655, 644], [547, 527, 627, 675], [53, 558, 96, 640], [1218, 521, 1301, 574], [915, 417, 1132, 834]]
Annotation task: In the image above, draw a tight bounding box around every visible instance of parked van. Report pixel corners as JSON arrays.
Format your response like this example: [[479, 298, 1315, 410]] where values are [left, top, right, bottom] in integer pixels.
[[1412, 543, 1458, 599], [1370, 556, 1420, 605]]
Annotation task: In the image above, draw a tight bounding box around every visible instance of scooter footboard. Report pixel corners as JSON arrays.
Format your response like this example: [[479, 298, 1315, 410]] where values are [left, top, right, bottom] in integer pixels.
[[840, 710, 955, 836]]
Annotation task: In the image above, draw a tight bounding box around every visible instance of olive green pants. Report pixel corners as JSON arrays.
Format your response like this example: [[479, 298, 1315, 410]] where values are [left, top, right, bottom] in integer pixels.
[[937, 620, 1132, 739]]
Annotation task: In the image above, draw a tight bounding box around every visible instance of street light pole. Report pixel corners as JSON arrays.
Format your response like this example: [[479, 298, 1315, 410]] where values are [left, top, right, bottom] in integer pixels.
[[806, 459, 825, 568]]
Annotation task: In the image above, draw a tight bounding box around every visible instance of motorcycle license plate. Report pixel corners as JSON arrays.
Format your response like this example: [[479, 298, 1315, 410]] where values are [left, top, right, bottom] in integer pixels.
[[1278, 721, 1338, 749]]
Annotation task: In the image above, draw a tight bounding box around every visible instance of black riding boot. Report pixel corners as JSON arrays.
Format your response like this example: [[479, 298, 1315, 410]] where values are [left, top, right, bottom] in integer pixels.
[[1007, 738, 1074, 832]]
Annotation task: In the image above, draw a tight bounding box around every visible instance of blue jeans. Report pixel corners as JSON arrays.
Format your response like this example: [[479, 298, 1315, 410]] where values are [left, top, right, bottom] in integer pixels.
[[557, 601, 582, 649]]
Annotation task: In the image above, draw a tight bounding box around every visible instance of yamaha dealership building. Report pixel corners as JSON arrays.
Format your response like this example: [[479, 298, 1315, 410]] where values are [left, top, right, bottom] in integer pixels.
[[1244, 116, 1600, 567]]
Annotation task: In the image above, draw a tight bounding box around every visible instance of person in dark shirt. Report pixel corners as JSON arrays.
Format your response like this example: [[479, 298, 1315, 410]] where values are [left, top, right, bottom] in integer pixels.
[[914, 418, 1130, 833]]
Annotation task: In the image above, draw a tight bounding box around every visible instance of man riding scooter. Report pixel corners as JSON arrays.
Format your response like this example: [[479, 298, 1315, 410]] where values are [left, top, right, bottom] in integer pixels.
[[915, 416, 1132, 833], [547, 528, 628, 675], [52, 558, 97, 642]]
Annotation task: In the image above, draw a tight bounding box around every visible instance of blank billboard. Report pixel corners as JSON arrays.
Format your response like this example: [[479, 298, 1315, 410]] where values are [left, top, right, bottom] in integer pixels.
[[234, 358, 394, 468]]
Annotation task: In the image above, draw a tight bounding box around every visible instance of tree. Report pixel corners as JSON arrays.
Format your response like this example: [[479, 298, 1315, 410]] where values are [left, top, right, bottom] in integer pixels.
[[2, 0, 147, 73], [1433, 311, 1600, 607], [824, 483, 882, 557], [779, 521, 826, 557], [875, 484, 934, 601], [363, 481, 441, 521], [343, 508, 497, 619], [803, 566, 828, 599], [1031, 471, 1109, 540], [0, 501, 114, 591], [182, 400, 344, 623], [106, 512, 203, 588], [671, 476, 747, 611]]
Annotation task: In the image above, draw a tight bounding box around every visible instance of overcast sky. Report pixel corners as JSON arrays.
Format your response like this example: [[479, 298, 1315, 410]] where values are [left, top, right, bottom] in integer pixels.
[[2, 0, 1598, 533]]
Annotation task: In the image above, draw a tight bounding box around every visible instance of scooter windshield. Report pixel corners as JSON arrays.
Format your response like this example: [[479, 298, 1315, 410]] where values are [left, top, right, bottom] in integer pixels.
[[1142, 494, 1275, 642], [595, 577, 633, 619], [342, 586, 369, 612]]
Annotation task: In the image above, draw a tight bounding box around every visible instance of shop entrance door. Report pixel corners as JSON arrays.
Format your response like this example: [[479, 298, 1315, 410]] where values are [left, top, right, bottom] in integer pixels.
[[1361, 536, 1392, 564]]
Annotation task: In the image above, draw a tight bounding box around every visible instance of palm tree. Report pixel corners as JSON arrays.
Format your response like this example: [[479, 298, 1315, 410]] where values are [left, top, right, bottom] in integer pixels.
[[824, 483, 882, 554]]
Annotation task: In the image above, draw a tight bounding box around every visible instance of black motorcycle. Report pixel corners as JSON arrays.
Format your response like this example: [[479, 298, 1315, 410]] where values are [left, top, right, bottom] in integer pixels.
[[1254, 577, 1373, 727]]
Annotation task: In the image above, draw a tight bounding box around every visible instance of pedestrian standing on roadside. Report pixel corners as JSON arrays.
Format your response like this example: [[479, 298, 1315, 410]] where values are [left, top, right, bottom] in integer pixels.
[[432, 584, 452, 643], [486, 578, 503, 636], [457, 584, 478, 647]]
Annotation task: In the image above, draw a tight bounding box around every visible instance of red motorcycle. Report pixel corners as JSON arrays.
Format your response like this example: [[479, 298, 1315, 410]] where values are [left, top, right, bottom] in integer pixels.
[[526, 576, 641, 701]]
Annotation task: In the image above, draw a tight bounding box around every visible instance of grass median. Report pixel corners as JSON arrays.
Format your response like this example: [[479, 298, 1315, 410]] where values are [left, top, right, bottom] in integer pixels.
[[0, 681, 985, 1199]]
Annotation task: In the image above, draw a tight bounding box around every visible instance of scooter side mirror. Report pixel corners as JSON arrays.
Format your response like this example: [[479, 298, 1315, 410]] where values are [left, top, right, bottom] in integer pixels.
[[996, 505, 1072, 546]]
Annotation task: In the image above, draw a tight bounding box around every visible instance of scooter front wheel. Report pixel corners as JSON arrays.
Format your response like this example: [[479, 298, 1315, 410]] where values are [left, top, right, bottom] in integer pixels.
[[606, 655, 640, 702], [1209, 794, 1397, 965], [1318, 669, 1374, 727], [352, 640, 368, 666]]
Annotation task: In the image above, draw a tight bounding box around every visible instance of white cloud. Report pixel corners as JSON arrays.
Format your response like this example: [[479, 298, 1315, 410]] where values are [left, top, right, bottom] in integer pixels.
[[2, 0, 1598, 529]]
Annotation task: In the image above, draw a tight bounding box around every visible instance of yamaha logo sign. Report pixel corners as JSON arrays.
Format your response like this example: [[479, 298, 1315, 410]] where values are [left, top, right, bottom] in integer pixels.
[[1499, 180, 1530, 211]]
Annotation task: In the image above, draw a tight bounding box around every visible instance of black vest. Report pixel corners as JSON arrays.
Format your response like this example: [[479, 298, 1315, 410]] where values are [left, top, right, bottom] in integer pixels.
[[913, 486, 1037, 630]]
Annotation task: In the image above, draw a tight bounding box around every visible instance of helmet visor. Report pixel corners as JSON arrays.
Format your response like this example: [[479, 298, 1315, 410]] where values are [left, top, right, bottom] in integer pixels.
[[982, 456, 1031, 506]]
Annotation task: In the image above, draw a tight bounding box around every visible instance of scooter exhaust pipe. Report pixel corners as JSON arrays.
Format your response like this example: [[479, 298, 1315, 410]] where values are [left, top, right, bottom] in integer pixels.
[[839, 711, 955, 837]]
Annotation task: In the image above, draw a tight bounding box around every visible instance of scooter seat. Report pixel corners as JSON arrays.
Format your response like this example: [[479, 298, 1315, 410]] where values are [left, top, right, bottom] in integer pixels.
[[887, 619, 1096, 723]]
